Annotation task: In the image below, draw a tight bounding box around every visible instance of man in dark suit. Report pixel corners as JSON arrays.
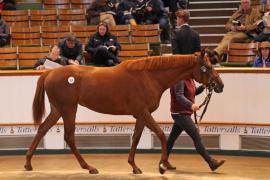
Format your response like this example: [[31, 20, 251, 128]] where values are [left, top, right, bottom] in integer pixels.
[[171, 9, 200, 55]]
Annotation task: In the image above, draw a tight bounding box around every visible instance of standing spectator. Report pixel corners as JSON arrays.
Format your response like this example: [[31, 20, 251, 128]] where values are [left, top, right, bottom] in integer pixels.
[[0, 0, 16, 11], [0, 13, 10, 47], [0, 0, 4, 11], [34, 45, 67, 70], [209, 0, 261, 64], [171, 9, 200, 55], [133, 0, 170, 43], [253, 41, 270, 67], [85, 22, 121, 66], [58, 33, 84, 65], [86, 0, 116, 27]]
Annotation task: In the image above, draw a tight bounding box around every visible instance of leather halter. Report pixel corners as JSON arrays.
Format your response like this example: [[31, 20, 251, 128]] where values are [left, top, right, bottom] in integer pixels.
[[194, 56, 220, 125]]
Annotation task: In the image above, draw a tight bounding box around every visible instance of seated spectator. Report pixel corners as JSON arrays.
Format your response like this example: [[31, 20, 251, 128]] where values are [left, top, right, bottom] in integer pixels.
[[0, 14, 10, 47], [253, 41, 270, 67], [86, 0, 116, 27], [85, 22, 121, 66], [255, 0, 270, 42], [0, 0, 16, 11], [261, 0, 267, 4], [116, 0, 137, 25], [34, 45, 67, 70], [133, 0, 170, 43], [209, 0, 261, 64], [58, 33, 85, 65]]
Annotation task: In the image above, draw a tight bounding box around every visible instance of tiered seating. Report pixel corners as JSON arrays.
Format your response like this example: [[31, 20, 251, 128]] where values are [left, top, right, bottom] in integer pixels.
[[70, 0, 93, 9], [41, 26, 70, 45], [0, 46, 50, 70], [2, 9, 87, 27], [1, 10, 29, 27], [10, 26, 41, 46], [130, 24, 161, 44], [30, 9, 58, 26], [58, 9, 87, 26], [221, 42, 258, 67], [43, 0, 71, 9], [0, 47, 18, 70], [18, 46, 50, 69], [110, 25, 130, 43], [119, 43, 152, 61], [0, 21, 160, 69], [70, 25, 96, 44], [3, 24, 161, 46]]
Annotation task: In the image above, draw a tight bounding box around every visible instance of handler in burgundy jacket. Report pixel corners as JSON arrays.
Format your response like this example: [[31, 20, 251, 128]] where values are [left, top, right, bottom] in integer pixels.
[[167, 78, 225, 171]]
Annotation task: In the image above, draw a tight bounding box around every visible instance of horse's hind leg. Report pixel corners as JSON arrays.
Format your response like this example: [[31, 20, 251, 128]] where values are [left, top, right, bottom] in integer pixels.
[[139, 111, 168, 174], [62, 107, 98, 174], [24, 106, 60, 171], [128, 119, 145, 174]]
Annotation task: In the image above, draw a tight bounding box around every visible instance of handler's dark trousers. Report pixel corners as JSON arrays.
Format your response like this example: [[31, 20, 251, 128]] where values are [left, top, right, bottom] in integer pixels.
[[167, 114, 212, 163]]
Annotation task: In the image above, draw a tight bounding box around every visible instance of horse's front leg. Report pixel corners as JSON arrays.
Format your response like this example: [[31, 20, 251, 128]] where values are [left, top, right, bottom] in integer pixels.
[[128, 119, 145, 174], [62, 109, 98, 174], [139, 111, 169, 174]]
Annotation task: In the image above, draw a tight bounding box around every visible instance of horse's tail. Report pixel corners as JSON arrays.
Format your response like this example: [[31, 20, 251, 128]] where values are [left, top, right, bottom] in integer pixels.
[[32, 70, 50, 127]]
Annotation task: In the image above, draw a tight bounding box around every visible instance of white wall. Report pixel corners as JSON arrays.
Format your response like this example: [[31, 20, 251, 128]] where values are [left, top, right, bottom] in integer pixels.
[[0, 70, 270, 150], [0, 72, 269, 124]]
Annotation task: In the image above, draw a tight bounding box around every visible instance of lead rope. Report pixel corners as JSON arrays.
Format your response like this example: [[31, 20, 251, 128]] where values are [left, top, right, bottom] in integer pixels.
[[194, 89, 213, 128]]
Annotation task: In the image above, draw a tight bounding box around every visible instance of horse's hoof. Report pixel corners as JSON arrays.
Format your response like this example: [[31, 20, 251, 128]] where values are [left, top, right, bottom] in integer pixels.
[[24, 164, 33, 171], [89, 168, 99, 174], [133, 168, 142, 174], [159, 162, 167, 174]]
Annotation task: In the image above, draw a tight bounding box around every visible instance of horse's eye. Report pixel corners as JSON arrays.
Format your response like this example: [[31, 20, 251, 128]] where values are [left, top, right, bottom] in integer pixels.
[[200, 66, 207, 73]]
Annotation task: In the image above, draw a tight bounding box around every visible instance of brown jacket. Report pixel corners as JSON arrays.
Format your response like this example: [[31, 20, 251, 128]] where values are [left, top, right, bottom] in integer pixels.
[[225, 7, 261, 33]]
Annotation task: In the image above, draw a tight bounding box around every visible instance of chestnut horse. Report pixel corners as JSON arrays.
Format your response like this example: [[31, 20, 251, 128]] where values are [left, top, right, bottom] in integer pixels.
[[24, 51, 224, 175]]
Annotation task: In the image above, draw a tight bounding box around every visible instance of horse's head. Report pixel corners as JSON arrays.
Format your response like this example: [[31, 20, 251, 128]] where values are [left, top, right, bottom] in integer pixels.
[[193, 49, 224, 93]]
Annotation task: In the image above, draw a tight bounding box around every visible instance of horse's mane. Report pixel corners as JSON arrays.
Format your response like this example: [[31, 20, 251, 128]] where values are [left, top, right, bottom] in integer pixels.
[[120, 55, 197, 71]]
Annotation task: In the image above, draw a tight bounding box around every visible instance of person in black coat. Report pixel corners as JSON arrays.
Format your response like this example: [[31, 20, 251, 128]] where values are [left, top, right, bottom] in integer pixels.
[[0, 14, 10, 46], [171, 9, 200, 55], [58, 34, 85, 65], [85, 22, 121, 66]]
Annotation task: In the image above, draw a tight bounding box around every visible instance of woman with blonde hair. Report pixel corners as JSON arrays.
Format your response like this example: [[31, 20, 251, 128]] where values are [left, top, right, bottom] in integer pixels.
[[85, 22, 121, 66], [253, 41, 270, 67]]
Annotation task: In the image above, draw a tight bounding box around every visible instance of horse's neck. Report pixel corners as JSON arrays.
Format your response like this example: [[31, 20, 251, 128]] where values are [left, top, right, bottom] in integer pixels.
[[150, 56, 196, 91]]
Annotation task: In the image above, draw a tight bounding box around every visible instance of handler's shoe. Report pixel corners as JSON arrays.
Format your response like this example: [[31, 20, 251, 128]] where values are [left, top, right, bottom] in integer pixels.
[[159, 160, 176, 170], [209, 159, 225, 171], [167, 161, 176, 170]]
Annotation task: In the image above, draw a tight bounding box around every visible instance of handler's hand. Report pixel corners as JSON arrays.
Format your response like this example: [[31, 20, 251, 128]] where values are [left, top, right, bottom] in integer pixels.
[[110, 45, 117, 52], [191, 104, 200, 112]]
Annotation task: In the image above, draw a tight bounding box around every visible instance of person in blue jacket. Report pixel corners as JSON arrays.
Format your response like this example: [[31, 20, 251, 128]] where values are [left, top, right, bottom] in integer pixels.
[[253, 41, 270, 67]]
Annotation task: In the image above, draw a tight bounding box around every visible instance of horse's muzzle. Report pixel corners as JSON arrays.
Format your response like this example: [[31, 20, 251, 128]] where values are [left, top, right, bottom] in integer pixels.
[[214, 83, 224, 93]]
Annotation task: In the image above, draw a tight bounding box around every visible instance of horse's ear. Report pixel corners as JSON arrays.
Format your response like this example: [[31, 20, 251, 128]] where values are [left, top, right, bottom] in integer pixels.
[[201, 48, 209, 57], [194, 51, 200, 57]]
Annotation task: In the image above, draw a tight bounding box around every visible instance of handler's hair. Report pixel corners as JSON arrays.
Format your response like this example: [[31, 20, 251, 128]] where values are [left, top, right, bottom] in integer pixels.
[[175, 10, 190, 23]]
